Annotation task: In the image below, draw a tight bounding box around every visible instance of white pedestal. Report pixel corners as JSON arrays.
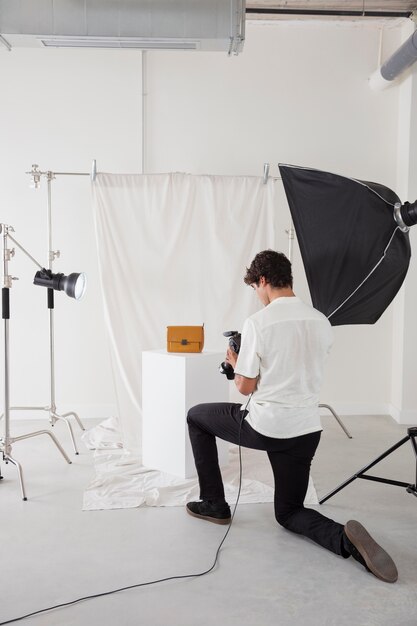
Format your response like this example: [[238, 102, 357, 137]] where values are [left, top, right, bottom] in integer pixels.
[[142, 350, 229, 478]]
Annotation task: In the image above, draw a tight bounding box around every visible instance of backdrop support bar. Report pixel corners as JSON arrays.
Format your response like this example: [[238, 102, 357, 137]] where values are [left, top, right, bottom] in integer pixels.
[[26, 161, 98, 185]]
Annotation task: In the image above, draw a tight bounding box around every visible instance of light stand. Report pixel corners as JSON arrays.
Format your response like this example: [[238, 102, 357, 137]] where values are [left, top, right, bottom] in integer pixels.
[[277, 163, 417, 504], [319, 427, 417, 504], [6, 164, 95, 454], [0, 224, 72, 500], [318, 185, 417, 504]]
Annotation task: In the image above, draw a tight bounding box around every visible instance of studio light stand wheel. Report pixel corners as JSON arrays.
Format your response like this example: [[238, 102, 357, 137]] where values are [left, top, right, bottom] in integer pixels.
[[319, 426, 417, 504], [1, 224, 72, 500]]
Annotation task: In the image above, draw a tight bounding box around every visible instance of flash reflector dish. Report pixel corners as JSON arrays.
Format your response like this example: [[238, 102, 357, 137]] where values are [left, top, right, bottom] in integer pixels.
[[33, 269, 87, 300], [61, 272, 87, 300]]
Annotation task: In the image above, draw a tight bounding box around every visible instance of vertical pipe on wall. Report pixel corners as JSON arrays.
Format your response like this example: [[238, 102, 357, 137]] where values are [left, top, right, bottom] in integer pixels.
[[142, 50, 148, 174], [377, 24, 384, 67]]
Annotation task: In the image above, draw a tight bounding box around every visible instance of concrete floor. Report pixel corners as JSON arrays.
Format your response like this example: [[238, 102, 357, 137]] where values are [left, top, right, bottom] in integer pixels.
[[1, 414, 416, 626]]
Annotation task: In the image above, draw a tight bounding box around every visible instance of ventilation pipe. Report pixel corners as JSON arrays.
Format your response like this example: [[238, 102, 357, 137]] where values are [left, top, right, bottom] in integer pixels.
[[370, 27, 417, 90]]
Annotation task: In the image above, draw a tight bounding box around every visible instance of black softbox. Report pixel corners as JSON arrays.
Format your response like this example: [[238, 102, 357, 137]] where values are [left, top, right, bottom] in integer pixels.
[[278, 164, 412, 326]]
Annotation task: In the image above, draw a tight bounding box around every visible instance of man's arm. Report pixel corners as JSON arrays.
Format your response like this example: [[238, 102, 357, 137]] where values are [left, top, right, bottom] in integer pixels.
[[234, 374, 258, 396], [226, 347, 258, 396]]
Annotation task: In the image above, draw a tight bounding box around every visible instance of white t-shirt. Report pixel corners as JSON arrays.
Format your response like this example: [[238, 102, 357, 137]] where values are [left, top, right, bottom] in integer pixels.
[[234, 296, 333, 439]]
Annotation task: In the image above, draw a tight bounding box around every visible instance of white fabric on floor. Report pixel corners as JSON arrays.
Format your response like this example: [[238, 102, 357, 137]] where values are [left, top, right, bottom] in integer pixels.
[[92, 172, 279, 454], [82, 418, 318, 511]]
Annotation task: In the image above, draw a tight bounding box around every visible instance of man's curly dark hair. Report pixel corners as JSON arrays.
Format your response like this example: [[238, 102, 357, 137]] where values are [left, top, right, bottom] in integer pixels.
[[244, 250, 293, 289]]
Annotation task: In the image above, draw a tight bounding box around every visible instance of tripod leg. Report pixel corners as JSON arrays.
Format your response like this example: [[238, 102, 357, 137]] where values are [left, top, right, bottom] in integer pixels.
[[60, 411, 86, 431], [7, 454, 27, 501], [41, 430, 72, 464], [12, 430, 72, 464], [408, 428, 417, 496], [319, 471, 360, 504], [319, 434, 410, 504], [51, 413, 79, 455], [319, 403, 352, 439]]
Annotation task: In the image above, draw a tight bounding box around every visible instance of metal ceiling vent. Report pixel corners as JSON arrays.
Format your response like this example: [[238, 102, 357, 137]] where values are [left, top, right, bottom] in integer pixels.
[[0, 0, 246, 55]]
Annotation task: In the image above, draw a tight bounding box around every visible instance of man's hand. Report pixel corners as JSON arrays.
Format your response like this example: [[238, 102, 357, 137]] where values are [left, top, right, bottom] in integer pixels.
[[225, 347, 238, 370], [225, 347, 258, 395]]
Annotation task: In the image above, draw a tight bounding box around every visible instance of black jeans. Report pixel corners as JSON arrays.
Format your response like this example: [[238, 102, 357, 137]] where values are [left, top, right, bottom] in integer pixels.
[[187, 402, 347, 557]]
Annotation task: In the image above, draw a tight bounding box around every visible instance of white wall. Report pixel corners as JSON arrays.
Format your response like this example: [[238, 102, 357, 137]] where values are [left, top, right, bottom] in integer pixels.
[[391, 20, 417, 423], [0, 18, 413, 423], [0, 48, 143, 419]]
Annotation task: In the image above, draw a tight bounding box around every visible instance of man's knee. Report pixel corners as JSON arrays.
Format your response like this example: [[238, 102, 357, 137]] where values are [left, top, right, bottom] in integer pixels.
[[275, 511, 290, 528], [187, 404, 206, 425], [274, 506, 301, 529]]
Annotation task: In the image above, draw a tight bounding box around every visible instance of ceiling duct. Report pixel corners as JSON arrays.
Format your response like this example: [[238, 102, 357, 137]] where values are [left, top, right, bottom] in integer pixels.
[[370, 27, 417, 90], [0, 0, 245, 54]]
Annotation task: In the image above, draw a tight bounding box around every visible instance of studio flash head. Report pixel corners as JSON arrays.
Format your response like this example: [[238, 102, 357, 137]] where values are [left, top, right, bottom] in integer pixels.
[[33, 268, 87, 300]]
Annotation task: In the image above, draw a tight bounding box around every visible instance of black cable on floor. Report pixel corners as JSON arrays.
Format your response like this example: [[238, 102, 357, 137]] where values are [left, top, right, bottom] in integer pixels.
[[0, 398, 251, 625]]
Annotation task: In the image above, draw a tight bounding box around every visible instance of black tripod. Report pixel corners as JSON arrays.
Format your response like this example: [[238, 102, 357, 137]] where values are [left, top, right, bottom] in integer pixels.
[[319, 426, 417, 504]]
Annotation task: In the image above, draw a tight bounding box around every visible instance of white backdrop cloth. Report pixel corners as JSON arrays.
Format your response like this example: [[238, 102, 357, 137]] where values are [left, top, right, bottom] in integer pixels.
[[89, 172, 318, 509], [92, 172, 280, 454], [82, 418, 318, 510]]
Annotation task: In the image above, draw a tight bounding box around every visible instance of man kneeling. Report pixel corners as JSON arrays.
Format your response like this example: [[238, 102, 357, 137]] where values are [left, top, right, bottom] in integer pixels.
[[186, 250, 398, 584]]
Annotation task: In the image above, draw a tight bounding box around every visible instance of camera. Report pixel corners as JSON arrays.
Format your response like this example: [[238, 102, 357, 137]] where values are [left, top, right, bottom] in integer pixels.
[[219, 331, 241, 380]]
